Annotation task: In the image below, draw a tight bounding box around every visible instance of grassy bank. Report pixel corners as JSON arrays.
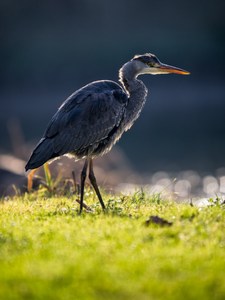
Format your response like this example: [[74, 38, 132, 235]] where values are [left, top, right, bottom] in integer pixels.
[[0, 189, 224, 300]]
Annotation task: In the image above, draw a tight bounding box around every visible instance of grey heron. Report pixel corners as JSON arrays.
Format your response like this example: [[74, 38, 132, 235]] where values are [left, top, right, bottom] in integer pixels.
[[25, 53, 189, 212]]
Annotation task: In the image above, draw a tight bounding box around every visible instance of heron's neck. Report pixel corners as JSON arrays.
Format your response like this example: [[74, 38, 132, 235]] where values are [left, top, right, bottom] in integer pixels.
[[118, 61, 148, 130], [119, 61, 147, 98]]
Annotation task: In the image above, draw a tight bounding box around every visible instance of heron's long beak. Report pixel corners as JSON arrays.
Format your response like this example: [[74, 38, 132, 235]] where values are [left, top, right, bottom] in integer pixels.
[[158, 63, 190, 75]]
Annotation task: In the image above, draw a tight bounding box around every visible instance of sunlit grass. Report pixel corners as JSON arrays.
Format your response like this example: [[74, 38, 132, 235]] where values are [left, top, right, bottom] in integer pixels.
[[0, 188, 225, 300]]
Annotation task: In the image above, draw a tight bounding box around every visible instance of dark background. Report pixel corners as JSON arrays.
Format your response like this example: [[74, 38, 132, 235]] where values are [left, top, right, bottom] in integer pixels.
[[1, 0, 225, 175]]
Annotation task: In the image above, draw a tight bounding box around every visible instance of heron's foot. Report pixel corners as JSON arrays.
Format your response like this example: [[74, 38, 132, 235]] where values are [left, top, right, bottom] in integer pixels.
[[76, 199, 93, 214]]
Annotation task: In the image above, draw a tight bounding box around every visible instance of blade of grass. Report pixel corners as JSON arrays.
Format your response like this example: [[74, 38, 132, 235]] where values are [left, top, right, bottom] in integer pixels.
[[43, 163, 53, 191], [27, 169, 38, 192]]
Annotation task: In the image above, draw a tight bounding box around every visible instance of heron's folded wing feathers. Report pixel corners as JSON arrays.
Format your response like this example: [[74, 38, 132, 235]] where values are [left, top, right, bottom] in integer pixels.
[[44, 87, 127, 155]]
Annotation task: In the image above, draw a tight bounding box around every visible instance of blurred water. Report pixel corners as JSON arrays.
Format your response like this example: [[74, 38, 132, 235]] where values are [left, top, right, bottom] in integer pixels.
[[116, 168, 225, 205]]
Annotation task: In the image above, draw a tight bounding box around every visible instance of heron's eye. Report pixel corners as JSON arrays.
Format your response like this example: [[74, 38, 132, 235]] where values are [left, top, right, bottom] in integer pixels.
[[148, 62, 155, 67]]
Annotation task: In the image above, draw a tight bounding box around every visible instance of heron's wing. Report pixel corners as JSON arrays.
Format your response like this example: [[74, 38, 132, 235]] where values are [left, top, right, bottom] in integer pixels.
[[44, 84, 128, 155]]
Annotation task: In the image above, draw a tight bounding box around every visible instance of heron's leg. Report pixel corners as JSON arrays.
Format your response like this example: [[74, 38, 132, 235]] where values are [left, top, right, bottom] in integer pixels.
[[88, 158, 106, 210], [80, 159, 88, 214]]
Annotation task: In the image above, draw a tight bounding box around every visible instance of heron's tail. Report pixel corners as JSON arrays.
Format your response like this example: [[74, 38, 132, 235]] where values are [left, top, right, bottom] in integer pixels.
[[25, 138, 57, 171]]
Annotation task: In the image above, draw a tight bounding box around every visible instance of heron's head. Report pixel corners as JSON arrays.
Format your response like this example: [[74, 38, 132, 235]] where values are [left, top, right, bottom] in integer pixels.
[[132, 53, 190, 76]]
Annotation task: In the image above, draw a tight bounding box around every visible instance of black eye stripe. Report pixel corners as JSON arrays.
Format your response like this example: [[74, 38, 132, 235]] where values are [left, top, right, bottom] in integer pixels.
[[132, 54, 159, 66]]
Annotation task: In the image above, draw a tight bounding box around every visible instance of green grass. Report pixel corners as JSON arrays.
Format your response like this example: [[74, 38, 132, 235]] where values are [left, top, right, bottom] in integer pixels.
[[0, 188, 225, 300]]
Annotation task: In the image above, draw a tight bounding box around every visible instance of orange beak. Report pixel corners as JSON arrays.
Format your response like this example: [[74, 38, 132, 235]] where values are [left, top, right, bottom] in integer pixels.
[[159, 63, 190, 75]]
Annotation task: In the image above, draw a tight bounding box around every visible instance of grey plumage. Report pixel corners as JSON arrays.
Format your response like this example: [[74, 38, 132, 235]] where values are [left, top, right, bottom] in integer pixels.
[[25, 81, 128, 169], [26, 53, 189, 212]]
